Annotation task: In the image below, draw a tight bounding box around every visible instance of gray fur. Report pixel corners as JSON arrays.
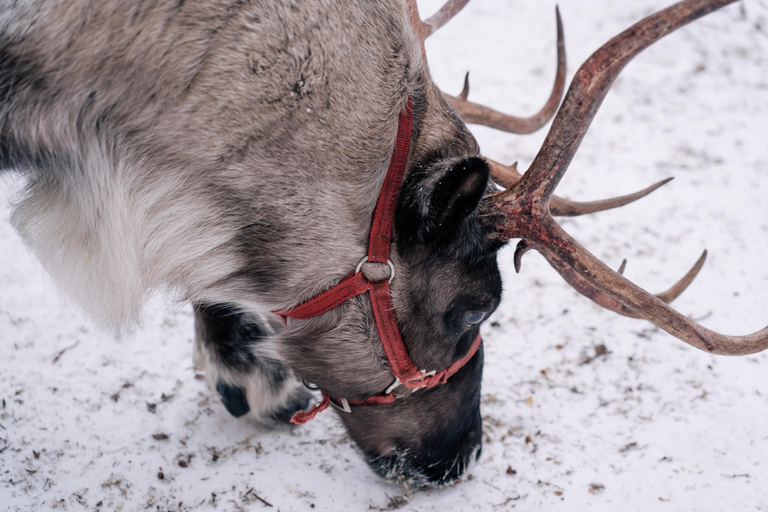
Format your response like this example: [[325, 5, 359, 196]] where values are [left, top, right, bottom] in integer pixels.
[[1, 0, 503, 485]]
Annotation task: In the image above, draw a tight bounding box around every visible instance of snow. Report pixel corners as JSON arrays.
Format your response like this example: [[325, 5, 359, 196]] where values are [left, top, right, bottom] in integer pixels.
[[2, 0, 767, 510]]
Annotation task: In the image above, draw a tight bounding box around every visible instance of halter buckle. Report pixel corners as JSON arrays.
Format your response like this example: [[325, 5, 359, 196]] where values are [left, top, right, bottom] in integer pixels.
[[385, 377, 401, 395], [329, 396, 351, 413], [402, 369, 437, 390]]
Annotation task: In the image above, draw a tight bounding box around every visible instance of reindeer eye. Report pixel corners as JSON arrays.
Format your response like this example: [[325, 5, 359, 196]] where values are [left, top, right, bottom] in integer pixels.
[[463, 311, 486, 326]]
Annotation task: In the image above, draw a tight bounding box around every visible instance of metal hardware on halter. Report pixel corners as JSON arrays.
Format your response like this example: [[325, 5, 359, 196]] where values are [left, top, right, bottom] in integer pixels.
[[386, 369, 439, 395], [355, 256, 396, 283], [329, 396, 351, 413], [385, 377, 401, 395], [409, 370, 437, 391], [302, 379, 320, 391]]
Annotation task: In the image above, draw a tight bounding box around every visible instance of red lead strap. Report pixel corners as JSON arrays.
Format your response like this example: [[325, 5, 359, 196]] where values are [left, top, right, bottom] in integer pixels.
[[274, 97, 482, 425]]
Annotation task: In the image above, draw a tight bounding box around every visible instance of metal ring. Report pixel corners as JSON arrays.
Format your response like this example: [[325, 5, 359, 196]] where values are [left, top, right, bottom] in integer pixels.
[[302, 379, 320, 391], [355, 256, 395, 283]]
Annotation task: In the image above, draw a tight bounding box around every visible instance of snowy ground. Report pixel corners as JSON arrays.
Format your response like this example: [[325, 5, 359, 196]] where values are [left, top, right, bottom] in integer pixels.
[[2, 0, 767, 510]]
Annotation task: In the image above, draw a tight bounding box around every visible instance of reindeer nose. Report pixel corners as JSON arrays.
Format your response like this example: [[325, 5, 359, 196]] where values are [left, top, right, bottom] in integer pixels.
[[366, 416, 483, 487]]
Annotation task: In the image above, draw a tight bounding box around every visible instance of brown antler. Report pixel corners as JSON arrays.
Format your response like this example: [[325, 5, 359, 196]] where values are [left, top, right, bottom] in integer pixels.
[[442, 9, 566, 134], [514, 242, 708, 320], [486, 158, 674, 217], [412, 1, 670, 216], [408, 1, 566, 134], [485, 0, 768, 356], [408, 0, 470, 43]]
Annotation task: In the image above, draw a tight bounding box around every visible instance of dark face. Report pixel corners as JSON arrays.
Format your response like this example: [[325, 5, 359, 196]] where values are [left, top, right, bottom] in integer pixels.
[[278, 147, 504, 486], [339, 344, 486, 486], [338, 249, 502, 486]]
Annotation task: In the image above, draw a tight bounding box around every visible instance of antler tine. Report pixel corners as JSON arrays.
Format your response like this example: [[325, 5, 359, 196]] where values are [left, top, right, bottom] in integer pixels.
[[486, 158, 675, 217], [442, 8, 566, 134], [521, 245, 708, 320], [407, 0, 471, 48], [549, 178, 674, 217], [487, 0, 768, 356], [540, 223, 768, 355], [423, 0, 471, 37], [509, 0, 738, 204], [486, 158, 523, 188], [655, 250, 707, 304]]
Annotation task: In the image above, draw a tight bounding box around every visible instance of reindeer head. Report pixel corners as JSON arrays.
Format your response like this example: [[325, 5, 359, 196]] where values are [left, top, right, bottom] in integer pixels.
[[271, 0, 562, 486], [274, 91, 504, 485], [274, 0, 768, 487]]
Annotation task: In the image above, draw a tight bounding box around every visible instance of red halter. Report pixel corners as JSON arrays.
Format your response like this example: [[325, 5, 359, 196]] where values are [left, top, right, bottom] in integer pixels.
[[273, 97, 483, 424]]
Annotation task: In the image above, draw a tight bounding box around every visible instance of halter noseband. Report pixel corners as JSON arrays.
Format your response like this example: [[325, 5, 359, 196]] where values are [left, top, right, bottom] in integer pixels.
[[273, 97, 482, 425]]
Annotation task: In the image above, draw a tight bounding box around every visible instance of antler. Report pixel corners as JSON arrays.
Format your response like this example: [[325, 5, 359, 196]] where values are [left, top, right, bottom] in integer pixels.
[[485, 0, 768, 356], [408, 0, 566, 134], [413, 1, 672, 212], [486, 158, 674, 217], [442, 9, 566, 134], [408, 0, 470, 42]]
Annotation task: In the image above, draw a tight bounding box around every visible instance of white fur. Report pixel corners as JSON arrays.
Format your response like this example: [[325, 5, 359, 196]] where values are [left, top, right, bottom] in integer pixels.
[[10, 141, 241, 335]]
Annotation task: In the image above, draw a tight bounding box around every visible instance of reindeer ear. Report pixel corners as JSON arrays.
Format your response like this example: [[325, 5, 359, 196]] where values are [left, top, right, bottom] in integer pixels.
[[398, 156, 490, 246]]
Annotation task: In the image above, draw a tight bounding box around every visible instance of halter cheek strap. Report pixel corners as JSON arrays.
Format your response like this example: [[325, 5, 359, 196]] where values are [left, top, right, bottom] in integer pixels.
[[273, 97, 483, 424]]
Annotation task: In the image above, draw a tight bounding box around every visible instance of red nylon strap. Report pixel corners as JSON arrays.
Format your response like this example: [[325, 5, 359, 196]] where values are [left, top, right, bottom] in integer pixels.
[[273, 97, 413, 321], [369, 280, 422, 384], [355, 393, 398, 406], [368, 97, 413, 263], [291, 392, 331, 425], [290, 334, 481, 425], [290, 389, 399, 426], [418, 332, 482, 388], [273, 273, 371, 321]]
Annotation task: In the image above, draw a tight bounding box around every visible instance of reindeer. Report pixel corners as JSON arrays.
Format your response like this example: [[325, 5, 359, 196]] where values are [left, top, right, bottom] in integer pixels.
[[0, 0, 765, 488]]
